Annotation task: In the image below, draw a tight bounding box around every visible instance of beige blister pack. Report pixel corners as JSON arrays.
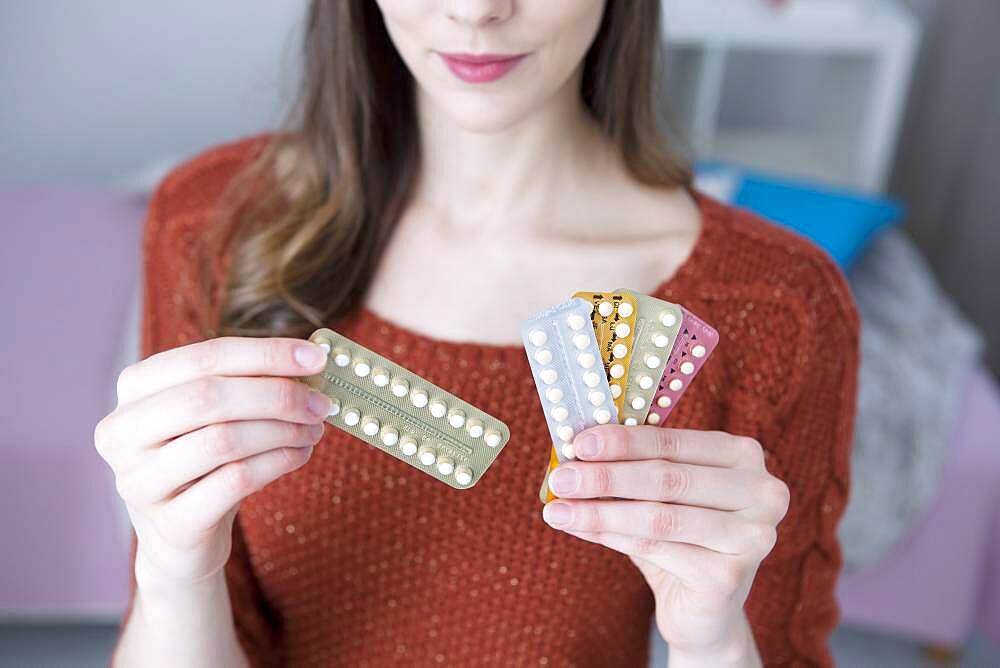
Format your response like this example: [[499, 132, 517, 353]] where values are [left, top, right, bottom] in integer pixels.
[[302, 328, 510, 489], [616, 289, 683, 426]]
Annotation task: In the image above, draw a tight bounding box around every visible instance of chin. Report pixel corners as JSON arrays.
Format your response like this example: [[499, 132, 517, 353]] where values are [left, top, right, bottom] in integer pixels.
[[432, 89, 541, 134]]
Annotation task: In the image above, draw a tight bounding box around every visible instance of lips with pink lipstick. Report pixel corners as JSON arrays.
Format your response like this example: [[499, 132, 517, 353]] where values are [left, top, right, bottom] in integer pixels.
[[437, 52, 528, 84]]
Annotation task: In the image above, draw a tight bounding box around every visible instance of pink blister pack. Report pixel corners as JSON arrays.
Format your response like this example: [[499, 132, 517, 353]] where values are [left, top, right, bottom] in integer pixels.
[[644, 306, 719, 426]]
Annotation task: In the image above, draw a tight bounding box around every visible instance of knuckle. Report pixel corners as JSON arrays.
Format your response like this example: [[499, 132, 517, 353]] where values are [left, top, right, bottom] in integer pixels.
[[93, 417, 112, 458], [263, 338, 284, 371], [736, 436, 764, 465], [717, 558, 748, 592], [631, 537, 660, 555], [654, 428, 682, 461], [648, 505, 677, 539], [654, 462, 689, 501], [765, 477, 791, 512], [222, 462, 254, 497], [752, 523, 778, 556], [190, 338, 222, 374], [203, 423, 238, 461], [115, 365, 136, 403], [187, 377, 222, 415], [589, 464, 615, 497], [274, 379, 301, 416]]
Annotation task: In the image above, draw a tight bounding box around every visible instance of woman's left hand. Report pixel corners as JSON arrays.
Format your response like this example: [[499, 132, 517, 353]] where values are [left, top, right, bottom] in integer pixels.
[[542, 425, 789, 666]]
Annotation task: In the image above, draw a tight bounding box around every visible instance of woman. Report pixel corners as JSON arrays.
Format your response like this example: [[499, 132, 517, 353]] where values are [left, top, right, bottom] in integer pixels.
[[97, 1, 857, 666]]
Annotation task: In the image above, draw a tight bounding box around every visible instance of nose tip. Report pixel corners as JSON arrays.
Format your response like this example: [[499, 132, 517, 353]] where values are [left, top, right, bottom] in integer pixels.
[[446, 0, 512, 27]]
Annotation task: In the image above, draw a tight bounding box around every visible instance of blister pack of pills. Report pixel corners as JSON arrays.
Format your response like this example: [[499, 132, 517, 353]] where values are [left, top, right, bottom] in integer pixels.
[[644, 306, 719, 426], [616, 290, 683, 427], [302, 328, 510, 489], [571, 291, 638, 414]]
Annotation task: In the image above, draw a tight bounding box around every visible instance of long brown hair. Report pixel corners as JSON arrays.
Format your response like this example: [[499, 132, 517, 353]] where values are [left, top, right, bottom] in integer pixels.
[[205, 0, 691, 340]]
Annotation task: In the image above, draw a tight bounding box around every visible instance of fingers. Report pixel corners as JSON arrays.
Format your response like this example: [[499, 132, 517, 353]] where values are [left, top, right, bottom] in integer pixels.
[[116, 337, 329, 406], [543, 500, 774, 555], [572, 425, 765, 469], [116, 420, 326, 506]]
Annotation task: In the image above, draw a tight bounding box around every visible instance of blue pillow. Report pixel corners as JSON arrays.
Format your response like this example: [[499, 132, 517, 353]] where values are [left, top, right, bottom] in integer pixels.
[[695, 162, 905, 270]]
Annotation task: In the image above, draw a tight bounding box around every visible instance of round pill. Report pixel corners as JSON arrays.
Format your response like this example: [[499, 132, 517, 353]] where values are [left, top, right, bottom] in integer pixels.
[[680, 361, 695, 375], [583, 371, 601, 388], [669, 378, 683, 392], [418, 446, 437, 466], [316, 340, 332, 354], [624, 417, 638, 426], [361, 417, 380, 436], [588, 391, 606, 406], [646, 413, 661, 425], [610, 383, 622, 399], [410, 388, 429, 408], [528, 329, 547, 347], [466, 419, 484, 438], [567, 314, 586, 331], [534, 348, 553, 365], [545, 387, 564, 403], [653, 334, 670, 348], [448, 410, 466, 429], [391, 378, 409, 397], [372, 369, 390, 387], [657, 395, 672, 408], [399, 436, 418, 456], [645, 355, 661, 369], [429, 400, 447, 418], [598, 301, 614, 317], [484, 430, 502, 447], [560, 442, 576, 460], [610, 363, 625, 379], [333, 349, 350, 367], [437, 457, 455, 476], [353, 360, 371, 377], [327, 398, 341, 417], [577, 352, 596, 369], [612, 344, 628, 359], [343, 409, 360, 427], [659, 311, 678, 327], [381, 427, 399, 447], [618, 301, 634, 317], [557, 425, 574, 442], [638, 375, 654, 390], [630, 396, 646, 410], [572, 333, 590, 350], [454, 466, 473, 486], [594, 408, 612, 424], [551, 405, 569, 422], [540, 368, 558, 384], [614, 323, 631, 338], [692, 344, 707, 358]]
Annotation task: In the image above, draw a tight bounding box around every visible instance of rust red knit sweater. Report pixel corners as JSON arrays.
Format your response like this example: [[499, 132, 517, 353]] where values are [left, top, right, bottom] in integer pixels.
[[123, 137, 858, 666]]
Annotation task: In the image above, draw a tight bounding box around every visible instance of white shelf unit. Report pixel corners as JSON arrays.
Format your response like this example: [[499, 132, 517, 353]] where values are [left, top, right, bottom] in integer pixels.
[[662, 0, 920, 193]]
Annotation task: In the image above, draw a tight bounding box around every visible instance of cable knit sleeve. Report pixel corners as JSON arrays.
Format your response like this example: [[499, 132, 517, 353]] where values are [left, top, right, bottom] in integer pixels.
[[114, 153, 281, 668]]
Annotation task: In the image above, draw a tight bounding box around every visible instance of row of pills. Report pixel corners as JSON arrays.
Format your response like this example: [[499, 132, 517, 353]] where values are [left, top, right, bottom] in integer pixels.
[[573, 291, 639, 412], [617, 291, 684, 426], [645, 305, 719, 426]]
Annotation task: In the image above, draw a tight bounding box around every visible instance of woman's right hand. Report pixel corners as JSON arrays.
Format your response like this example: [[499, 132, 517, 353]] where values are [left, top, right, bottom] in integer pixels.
[[94, 336, 332, 591]]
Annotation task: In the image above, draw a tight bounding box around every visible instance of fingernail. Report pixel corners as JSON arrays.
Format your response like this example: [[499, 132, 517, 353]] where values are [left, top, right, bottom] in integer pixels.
[[295, 343, 326, 368], [575, 433, 601, 458], [307, 390, 332, 417], [548, 467, 580, 495], [543, 502, 573, 528]]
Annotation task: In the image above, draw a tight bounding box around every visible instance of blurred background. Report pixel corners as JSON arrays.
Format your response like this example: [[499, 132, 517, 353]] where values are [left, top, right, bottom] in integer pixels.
[[2, 0, 998, 665]]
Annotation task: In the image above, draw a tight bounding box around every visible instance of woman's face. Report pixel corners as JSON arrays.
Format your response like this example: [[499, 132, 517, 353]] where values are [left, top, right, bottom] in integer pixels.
[[375, 0, 606, 133]]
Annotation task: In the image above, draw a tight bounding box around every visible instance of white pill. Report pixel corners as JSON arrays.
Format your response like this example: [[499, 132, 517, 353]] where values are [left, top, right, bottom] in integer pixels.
[[630, 396, 646, 410], [484, 430, 502, 447], [692, 344, 707, 358], [583, 371, 601, 388], [418, 447, 437, 466], [645, 355, 661, 369], [467, 420, 484, 438], [567, 314, 586, 331], [560, 442, 576, 460], [437, 458, 455, 476], [545, 387, 564, 403], [610, 383, 622, 399], [540, 368, 558, 384], [669, 378, 683, 391], [610, 364, 625, 379], [659, 311, 677, 327], [614, 323, 631, 338], [534, 348, 553, 365], [361, 417, 380, 436], [598, 301, 614, 317], [618, 302, 634, 317], [528, 329, 548, 347], [448, 410, 466, 428], [680, 361, 695, 375], [410, 388, 429, 407], [551, 405, 569, 422], [577, 353, 596, 369], [455, 466, 473, 486], [334, 350, 350, 367], [612, 343, 628, 359], [372, 369, 390, 387], [653, 334, 670, 348], [343, 409, 360, 427], [638, 375, 654, 390], [624, 417, 638, 426], [557, 425, 574, 442], [391, 378, 409, 397], [572, 333, 590, 350], [646, 412, 661, 425], [381, 427, 399, 447], [399, 436, 418, 456], [594, 408, 612, 424], [317, 341, 331, 354], [429, 400, 447, 418], [327, 398, 341, 417], [657, 395, 672, 408], [353, 360, 371, 377], [589, 391, 606, 406]]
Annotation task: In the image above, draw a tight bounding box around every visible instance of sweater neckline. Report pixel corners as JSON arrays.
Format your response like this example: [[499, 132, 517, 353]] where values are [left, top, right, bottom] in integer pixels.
[[350, 187, 722, 366]]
